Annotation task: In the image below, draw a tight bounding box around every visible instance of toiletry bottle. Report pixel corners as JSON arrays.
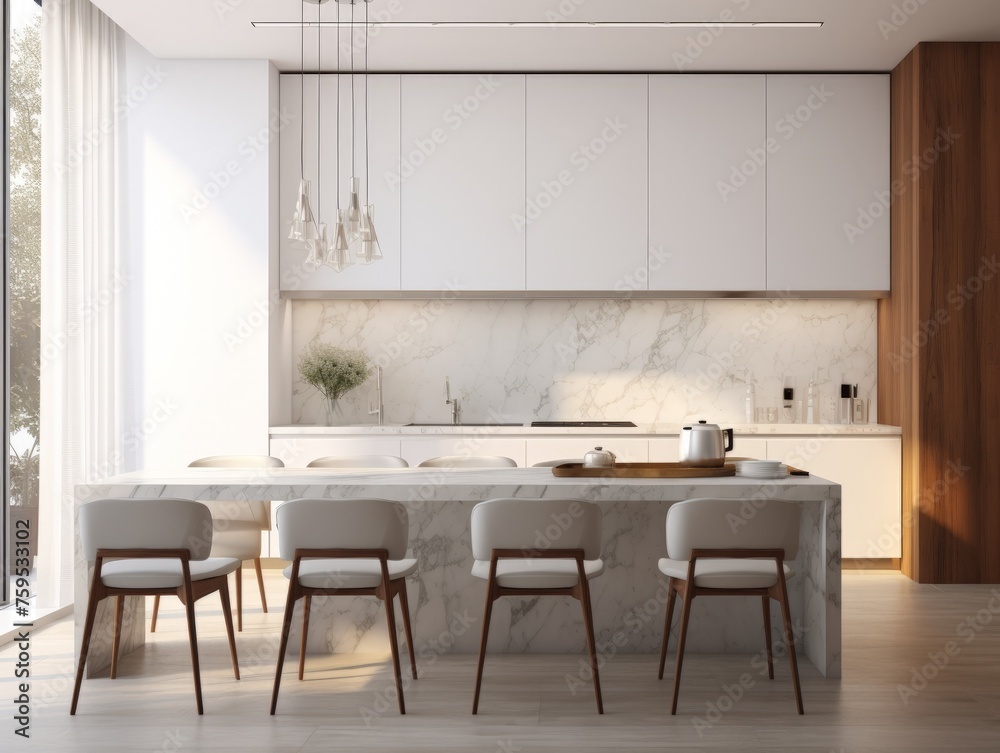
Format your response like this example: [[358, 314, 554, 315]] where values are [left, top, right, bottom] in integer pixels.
[[806, 378, 815, 424], [840, 384, 853, 425], [783, 387, 794, 423], [852, 385, 869, 424], [744, 374, 756, 424]]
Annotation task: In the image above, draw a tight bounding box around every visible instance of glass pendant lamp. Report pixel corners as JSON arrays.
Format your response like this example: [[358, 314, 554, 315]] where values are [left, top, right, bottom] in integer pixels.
[[328, 209, 353, 272], [346, 177, 363, 240], [289, 179, 320, 241], [358, 204, 383, 264]]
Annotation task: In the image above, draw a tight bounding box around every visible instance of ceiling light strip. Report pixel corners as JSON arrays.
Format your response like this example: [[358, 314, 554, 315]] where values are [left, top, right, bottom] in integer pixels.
[[252, 20, 824, 29]]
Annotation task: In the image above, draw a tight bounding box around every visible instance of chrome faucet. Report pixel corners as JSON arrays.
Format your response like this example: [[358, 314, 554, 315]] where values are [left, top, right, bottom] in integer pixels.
[[445, 376, 462, 425], [368, 365, 385, 426]]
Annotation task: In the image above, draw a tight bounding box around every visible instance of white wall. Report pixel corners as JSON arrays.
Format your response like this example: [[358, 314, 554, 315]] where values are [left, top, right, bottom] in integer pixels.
[[123, 38, 279, 468]]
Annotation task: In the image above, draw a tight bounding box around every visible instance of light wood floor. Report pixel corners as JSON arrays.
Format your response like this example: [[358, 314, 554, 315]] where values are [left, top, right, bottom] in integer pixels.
[[3, 571, 999, 752]]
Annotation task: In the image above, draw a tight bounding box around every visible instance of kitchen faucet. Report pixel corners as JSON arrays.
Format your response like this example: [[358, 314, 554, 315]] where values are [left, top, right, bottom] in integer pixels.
[[368, 365, 385, 426], [445, 376, 462, 425]]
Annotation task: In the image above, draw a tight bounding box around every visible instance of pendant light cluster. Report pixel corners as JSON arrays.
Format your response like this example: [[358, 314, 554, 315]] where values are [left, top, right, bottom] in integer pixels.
[[289, 0, 382, 272]]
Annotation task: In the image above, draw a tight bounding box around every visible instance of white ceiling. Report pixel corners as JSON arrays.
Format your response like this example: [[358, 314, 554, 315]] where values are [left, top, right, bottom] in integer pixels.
[[92, 0, 1000, 72]]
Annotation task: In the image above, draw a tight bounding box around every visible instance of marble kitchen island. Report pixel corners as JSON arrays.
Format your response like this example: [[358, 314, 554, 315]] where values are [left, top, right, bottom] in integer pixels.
[[74, 468, 841, 679]]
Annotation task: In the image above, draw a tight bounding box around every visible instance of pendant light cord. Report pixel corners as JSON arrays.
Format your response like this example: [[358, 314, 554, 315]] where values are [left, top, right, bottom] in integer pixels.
[[299, 0, 304, 177], [317, 0, 322, 213], [351, 0, 356, 177], [365, 0, 370, 205], [335, 0, 340, 208]]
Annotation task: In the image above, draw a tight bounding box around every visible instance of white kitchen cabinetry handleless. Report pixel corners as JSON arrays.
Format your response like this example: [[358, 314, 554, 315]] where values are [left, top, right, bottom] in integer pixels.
[[648, 75, 767, 291], [525, 75, 648, 291], [270, 437, 403, 468], [400, 75, 526, 291], [399, 437, 527, 468], [766, 436, 901, 558], [765, 75, 890, 292], [279, 74, 402, 292], [525, 438, 649, 466]]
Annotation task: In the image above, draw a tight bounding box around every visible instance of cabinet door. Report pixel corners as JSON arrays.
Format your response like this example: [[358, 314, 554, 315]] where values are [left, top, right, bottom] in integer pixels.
[[400, 438, 527, 468], [525, 438, 649, 466], [269, 437, 403, 468], [648, 75, 766, 291], [400, 75, 526, 291], [525, 75, 648, 291], [279, 74, 402, 292], [766, 75, 890, 292], [766, 437, 901, 558]]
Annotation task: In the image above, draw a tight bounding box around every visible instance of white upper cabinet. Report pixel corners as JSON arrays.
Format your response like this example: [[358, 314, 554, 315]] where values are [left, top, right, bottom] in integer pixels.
[[400, 75, 526, 291], [525, 75, 648, 291], [648, 75, 767, 291], [765, 75, 890, 292], [279, 74, 402, 292]]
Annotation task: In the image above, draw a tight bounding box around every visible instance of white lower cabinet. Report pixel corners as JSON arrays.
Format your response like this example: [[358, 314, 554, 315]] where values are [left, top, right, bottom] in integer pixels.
[[270, 437, 404, 468], [526, 438, 649, 466], [399, 438, 527, 468], [766, 437, 901, 558]]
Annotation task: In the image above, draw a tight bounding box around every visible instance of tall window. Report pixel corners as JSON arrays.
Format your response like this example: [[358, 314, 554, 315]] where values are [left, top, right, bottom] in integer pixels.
[[4, 0, 41, 611]]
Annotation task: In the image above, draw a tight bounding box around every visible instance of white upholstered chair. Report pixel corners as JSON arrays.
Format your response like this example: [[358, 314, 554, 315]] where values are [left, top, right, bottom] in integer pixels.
[[270, 498, 418, 715], [151, 455, 283, 633], [307, 455, 409, 468], [657, 498, 804, 715], [470, 497, 604, 714], [419, 455, 517, 468], [72, 498, 241, 715], [532, 458, 583, 467]]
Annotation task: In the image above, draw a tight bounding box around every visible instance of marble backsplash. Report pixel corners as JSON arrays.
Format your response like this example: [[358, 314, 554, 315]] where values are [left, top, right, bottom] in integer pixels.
[[289, 299, 878, 426]]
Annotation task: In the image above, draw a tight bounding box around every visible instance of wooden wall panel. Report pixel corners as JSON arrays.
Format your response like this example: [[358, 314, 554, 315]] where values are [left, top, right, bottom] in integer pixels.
[[882, 43, 1000, 583]]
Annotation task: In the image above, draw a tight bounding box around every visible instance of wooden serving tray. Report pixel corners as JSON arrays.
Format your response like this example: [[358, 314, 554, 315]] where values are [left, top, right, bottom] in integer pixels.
[[551, 462, 736, 478]]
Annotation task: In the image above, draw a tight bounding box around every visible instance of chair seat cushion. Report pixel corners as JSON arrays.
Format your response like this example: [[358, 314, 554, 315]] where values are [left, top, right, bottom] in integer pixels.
[[283, 558, 418, 589], [100, 557, 241, 589], [658, 558, 794, 589], [471, 558, 605, 589], [210, 521, 263, 560]]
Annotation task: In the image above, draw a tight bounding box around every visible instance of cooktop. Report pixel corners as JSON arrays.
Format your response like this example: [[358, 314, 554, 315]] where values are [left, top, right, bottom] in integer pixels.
[[530, 421, 638, 428]]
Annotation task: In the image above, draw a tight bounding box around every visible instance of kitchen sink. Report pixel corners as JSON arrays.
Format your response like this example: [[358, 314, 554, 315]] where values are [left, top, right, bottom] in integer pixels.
[[405, 423, 525, 427]]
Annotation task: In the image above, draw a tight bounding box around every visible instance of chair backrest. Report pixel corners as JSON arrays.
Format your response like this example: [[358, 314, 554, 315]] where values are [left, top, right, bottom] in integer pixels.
[[276, 498, 409, 561], [471, 498, 602, 561], [189, 455, 285, 468], [665, 498, 801, 561], [419, 455, 517, 468], [79, 498, 214, 562], [532, 458, 583, 468], [307, 455, 409, 469]]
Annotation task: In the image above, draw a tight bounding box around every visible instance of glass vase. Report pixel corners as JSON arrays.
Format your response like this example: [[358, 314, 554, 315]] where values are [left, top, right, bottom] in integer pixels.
[[323, 396, 345, 426]]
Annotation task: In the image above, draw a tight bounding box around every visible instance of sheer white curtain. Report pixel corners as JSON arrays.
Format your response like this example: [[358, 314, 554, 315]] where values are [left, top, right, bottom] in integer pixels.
[[40, 0, 125, 608]]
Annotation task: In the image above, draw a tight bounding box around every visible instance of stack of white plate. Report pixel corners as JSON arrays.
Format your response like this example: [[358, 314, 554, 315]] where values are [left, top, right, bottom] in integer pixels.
[[735, 460, 788, 479]]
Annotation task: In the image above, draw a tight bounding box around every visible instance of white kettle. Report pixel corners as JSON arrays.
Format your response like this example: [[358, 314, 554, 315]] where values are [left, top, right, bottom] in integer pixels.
[[678, 421, 734, 468]]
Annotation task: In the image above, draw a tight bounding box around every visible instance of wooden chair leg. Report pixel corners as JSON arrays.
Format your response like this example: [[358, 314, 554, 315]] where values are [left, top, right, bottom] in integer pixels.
[[70, 585, 103, 715], [397, 581, 418, 680], [298, 595, 311, 681], [235, 563, 243, 632], [471, 579, 496, 715], [254, 557, 268, 613], [776, 576, 805, 714], [110, 595, 125, 679], [658, 580, 677, 680], [670, 584, 695, 715], [578, 578, 604, 714], [180, 582, 204, 715], [150, 595, 160, 633], [762, 594, 775, 680], [382, 583, 406, 714], [219, 579, 241, 680], [270, 584, 299, 715]]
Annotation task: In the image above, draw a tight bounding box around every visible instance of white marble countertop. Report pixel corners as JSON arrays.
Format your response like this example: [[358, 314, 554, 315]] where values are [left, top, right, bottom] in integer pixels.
[[269, 422, 902, 437]]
